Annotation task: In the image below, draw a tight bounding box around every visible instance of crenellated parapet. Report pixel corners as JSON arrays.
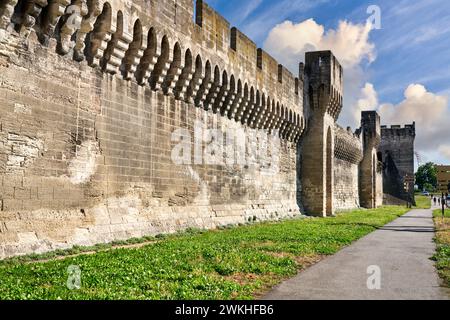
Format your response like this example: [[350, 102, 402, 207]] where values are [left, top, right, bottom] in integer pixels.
[[304, 51, 343, 120], [358, 111, 383, 209], [379, 121, 416, 205], [380, 123, 416, 138], [359, 111, 381, 149], [0, 0, 305, 142], [334, 125, 363, 164]]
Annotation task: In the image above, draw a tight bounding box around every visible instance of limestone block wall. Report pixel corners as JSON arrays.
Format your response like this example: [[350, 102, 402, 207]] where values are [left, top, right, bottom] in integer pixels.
[[333, 159, 360, 210], [0, 0, 304, 259], [301, 51, 343, 217], [376, 168, 383, 207], [333, 126, 363, 210], [358, 111, 382, 208], [379, 124, 416, 204]]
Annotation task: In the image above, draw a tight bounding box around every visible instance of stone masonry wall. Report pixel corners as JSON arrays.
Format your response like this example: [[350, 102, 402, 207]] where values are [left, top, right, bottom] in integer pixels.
[[301, 51, 343, 217], [379, 124, 416, 204], [0, 0, 405, 259], [0, 0, 303, 259], [333, 126, 363, 210], [333, 158, 360, 210]]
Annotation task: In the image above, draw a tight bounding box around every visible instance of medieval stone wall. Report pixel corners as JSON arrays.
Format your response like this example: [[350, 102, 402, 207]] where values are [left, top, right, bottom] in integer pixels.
[[0, 0, 303, 259], [333, 126, 363, 210], [0, 0, 412, 259], [301, 51, 343, 217], [379, 124, 416, 204], [333, 159, 359, 210]]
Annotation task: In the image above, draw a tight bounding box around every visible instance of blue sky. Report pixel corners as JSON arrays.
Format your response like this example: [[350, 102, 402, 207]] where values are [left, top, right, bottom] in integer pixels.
[[208, 0, 450, 165]]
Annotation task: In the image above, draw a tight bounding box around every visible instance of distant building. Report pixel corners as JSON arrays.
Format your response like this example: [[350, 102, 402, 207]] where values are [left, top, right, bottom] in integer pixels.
[[379, 123, 416, 205], [436, 165, 450, 193]]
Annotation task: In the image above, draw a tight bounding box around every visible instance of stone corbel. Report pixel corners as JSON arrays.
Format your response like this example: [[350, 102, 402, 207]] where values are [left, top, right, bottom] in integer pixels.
[[235, 93, 250, 122], [58, 0, 88, 55], [204, 77, 221, 111], [13, 0, 48, 37], [263, 108, 273, 130], [175, 62, 194, 100], [40, 0, 70, 44], [0, 0, 19, 30], [195, 71, 212, 108], [278, 119, 288, 138], [74, 0, 102, 61], [187, 67, 204, 104], [88, 19, 116, 68], [247, 98, 261, 128], [245, 92, 256, 124], [163, 46, 183, 95], [122, 34, 145, 80], [135, 35, 160, 86], [254, 99, 266, 129], [152, 46, 173, 91], [220, 84, 235, 116]]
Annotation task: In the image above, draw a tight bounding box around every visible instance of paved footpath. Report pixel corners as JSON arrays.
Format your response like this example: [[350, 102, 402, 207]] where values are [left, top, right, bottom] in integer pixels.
[[263, 209, 450, 300]]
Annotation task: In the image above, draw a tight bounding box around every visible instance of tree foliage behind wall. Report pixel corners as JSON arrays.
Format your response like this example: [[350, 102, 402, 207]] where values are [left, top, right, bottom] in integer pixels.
[[415, 162, 437, 192]]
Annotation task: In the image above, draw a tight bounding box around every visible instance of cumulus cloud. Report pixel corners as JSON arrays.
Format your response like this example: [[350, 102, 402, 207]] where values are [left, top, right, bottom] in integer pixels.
[[262, 18, 450, 163], [377, 84, 450, 162], [347, 82, 380, 125], [264, 18, 375, 71], [439, 146, 450, 161], [263, 19, 376, 128]]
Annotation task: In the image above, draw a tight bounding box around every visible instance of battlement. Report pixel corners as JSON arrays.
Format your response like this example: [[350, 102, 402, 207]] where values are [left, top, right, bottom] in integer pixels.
[[334, 125, 363, 164], [304, 51, 343, 120], [381, 123, 416, 137], [0, 0, 304, 141], [360, 111, 381, 148]]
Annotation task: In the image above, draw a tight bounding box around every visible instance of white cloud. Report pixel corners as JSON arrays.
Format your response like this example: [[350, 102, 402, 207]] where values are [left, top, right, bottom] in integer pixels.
[[241, 0, 329, 43], [263, 19, 376, 128], [377, 84, 450, 162], [262, 16, 450, 163], [263, 18, 375, 71], [439, 146, 450, 161], [342, 82, 380, 126]]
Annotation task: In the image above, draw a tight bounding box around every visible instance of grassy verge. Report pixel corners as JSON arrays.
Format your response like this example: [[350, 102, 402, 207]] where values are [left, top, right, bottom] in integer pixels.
[[0, 206, 409, 300], [414, 195, 431, 209], [432, 209, 450, 287]]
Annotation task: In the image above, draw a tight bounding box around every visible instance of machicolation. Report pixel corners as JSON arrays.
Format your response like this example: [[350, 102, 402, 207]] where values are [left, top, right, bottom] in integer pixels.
[[0, 0, 415, 259]]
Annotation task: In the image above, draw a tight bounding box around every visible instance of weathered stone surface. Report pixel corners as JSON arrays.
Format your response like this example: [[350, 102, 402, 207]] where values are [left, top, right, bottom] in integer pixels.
[[0, 0, 413, 259], [379, 123, 416, 205]]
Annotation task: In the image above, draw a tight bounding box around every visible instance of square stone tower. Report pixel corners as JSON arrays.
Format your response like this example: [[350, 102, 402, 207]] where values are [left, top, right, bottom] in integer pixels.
[[379, 123, 416, 205], [359, 111, 382, 208], [301, 51, 343, 217]]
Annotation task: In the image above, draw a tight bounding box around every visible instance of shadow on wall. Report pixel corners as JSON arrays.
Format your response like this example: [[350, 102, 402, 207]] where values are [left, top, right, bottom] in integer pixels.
[[382, 152, 414, 205]]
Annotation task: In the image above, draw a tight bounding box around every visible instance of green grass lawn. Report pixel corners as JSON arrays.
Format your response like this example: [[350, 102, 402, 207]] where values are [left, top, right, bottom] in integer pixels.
[[0, 206, 409, 300], [432, 209, 450, 288], [432, 208, 450, 218], [414, 195, 431, 209]]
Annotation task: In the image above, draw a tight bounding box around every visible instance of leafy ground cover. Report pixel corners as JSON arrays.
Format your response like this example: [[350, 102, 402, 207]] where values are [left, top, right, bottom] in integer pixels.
[[414, 195, 432, 209], [0, 206, 409, 300], [432, 209, 450, 287]]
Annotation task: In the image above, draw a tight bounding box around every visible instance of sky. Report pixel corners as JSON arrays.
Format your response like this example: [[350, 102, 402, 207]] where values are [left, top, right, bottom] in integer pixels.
[[207, 0, 450, 166]]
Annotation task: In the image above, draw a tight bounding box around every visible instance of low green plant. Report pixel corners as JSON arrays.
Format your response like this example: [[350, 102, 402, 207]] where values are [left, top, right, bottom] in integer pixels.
[[0, 206, 409, 300], [432, 209, 450, 287]]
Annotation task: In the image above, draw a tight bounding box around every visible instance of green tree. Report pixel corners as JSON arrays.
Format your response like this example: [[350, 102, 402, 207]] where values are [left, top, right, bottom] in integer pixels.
[[423, 183, 434, 193], [415, 162, 437, 191]]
